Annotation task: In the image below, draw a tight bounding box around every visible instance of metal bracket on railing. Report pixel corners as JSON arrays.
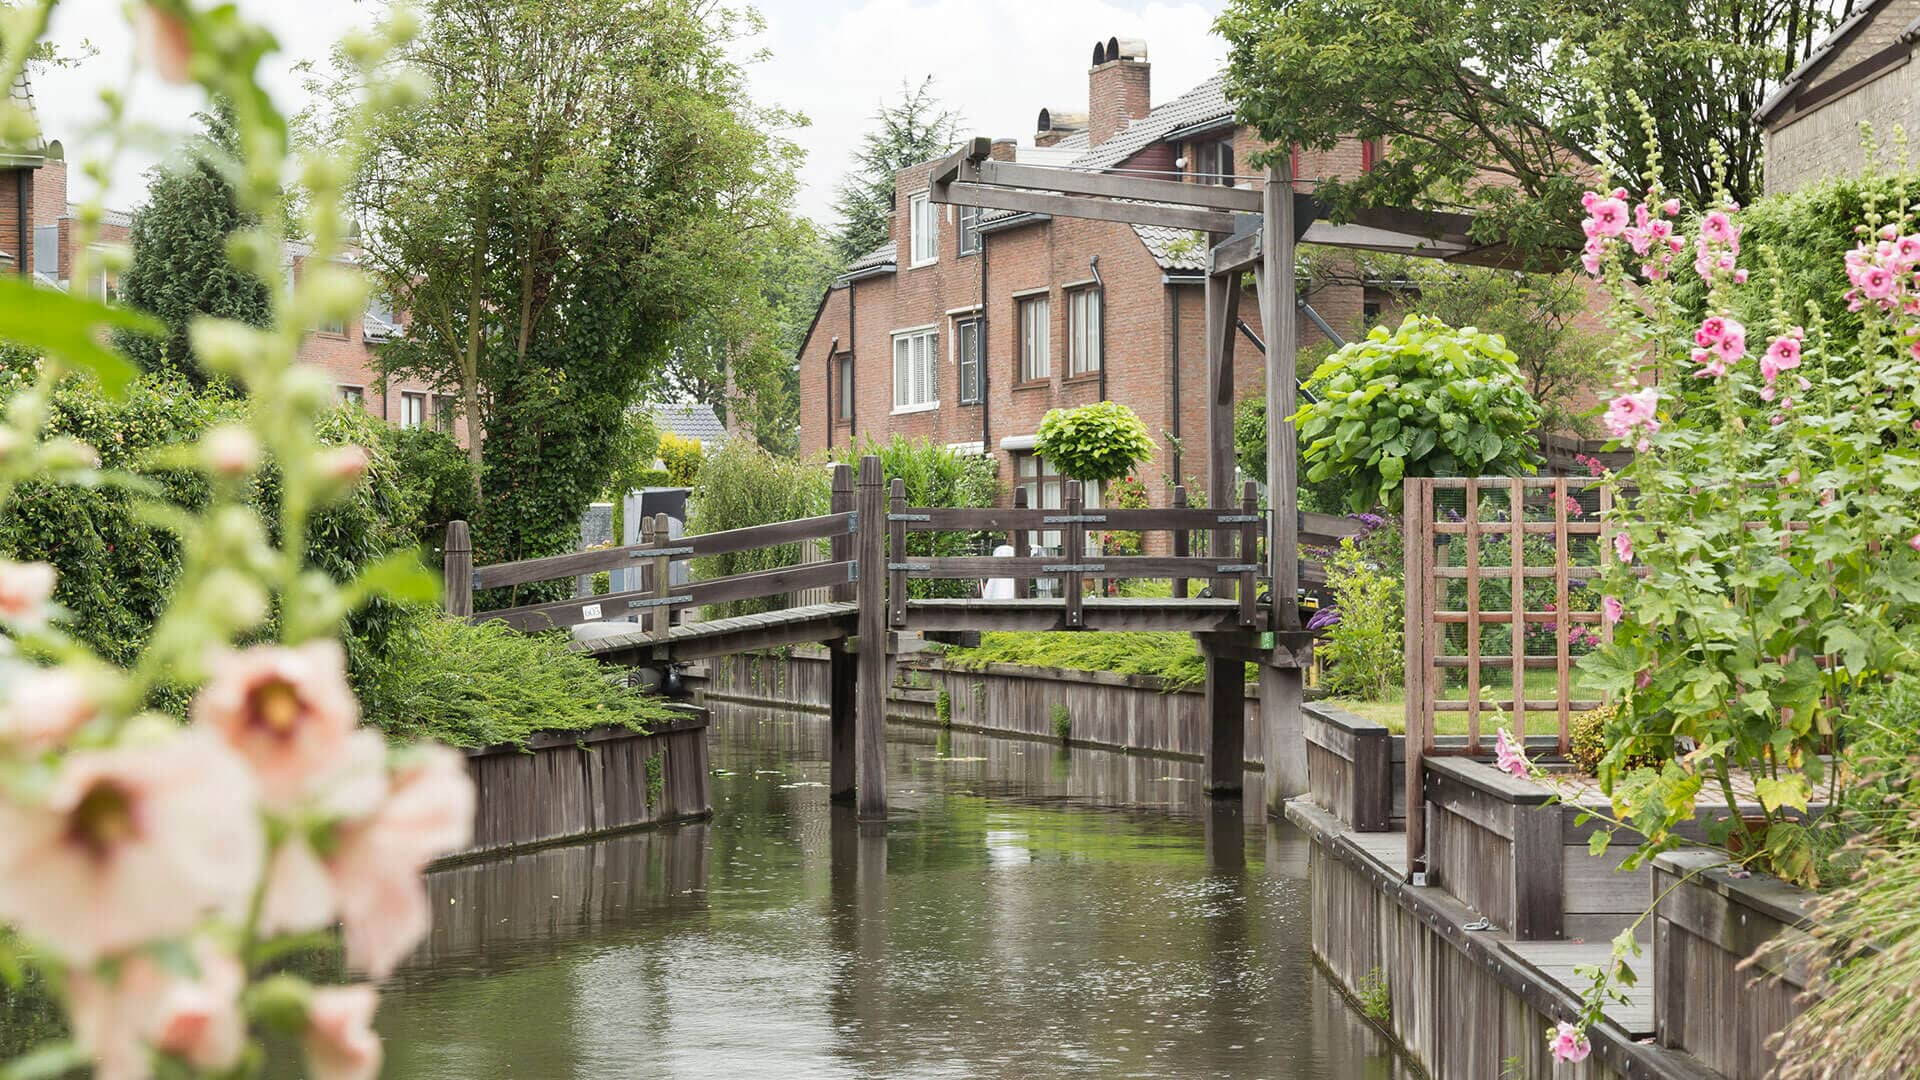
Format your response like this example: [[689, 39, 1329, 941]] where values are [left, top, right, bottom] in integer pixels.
[[1215, 514, 1263, 525], [1043, 563, 1105, 573], [626, 594, 693, 609], [886, 562, 931, 572], [1216, 563, 1262, 574], [847, 561, 859, 582], [470, 571, 483, 590], [887, 512, 931, 522], [627, 546, 693, 559], [846, 510, 858, 533], [1043, 514, 1107, 524]]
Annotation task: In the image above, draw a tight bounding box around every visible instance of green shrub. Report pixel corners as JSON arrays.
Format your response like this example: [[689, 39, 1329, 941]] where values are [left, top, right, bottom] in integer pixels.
[[1319, 538, 1403, 701], [1034, 400, 1157, 484], [689, 440, 830, 617], [945, 630, 1205, 691], [1099, 473, 1148, 556], [659, 431, 706, 487], [935, 687, 952, 726], [1566, 703, 1667, 776], [1050, 702, 1072, 742], [358, 611, 679, 747], [1355, 968, 1391, 1025], [380, 425, 477, 546], [831, 434, 999, 600], [1236, 394, 1361, 514], [1295, 315, 1542, 510]]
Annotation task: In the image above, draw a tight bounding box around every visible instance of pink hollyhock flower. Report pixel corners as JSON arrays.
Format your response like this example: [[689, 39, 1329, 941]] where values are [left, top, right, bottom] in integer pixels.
[[1714, 320, 1747, 362], [328, 746, 474, 979], [321, 445, 370, 485], [1550, 1022, 1592, 1063], [1581, 251, 1603, 276], [1613, 533, 1633, 562], [1602, 388, 1661, 441], [1701, 211, 1735, 244], [1662, 198, 1681, 216], [1909, 534, 1920, 553], [1898, 235, 1920, 265], [1, 668, 99, 753], [1861, 265, 1897, 300], [134, 3, 193, 85], [1647, 219, 1672, 241], [1734, 269, 1749, 284], [69, 939, 245, 1080], [259, 731, 391, 936], [304, 985, 383, 1080], [0, 734, 261, 964], [1581, 191, 1599, 210], [1494, 728, 1528, 779], [1695, 316, 1727, 346], [1785, 469, 1801, 485], [193, 641, 360, 810], [1602, 596, 1625, 626], [1761, 336, 1802, 383], [0, 559, 57, 627], [1587, 198, 1628, 237], [1694, 357, 1729, 378], [1760, 385, 1777, 402], [1668, 236, 1685, 253]]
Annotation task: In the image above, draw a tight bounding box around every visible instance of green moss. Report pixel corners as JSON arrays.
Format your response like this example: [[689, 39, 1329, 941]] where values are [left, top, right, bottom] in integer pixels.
[[1050, 703, 1072, 742], [944, 631, 1205, 691], [645, 752, 666, 807], [935, 688, 952, 727]]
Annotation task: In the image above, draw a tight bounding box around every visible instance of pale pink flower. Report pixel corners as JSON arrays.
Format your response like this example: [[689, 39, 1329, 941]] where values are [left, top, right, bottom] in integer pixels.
[[1785, 469, 1801, 485], [1694, 357, 1729, 378], [1662, 198, 1681, 216], [259, 731, 391, 936], [1896, 235, 1920, 265], [1761, 335, 1802, 383], [1588, 198, 1628, 237], [1733, 268, 1749, 284], [193, 641, 360, 809], [0, 559, 57, 627], [1909, 534, 1920, 553], [322, 445, 370, 484], [1602, 596, 1625, 626], [1701, 211, 1735, 244], [1581, 251, 1603, 276], [329, 746, 474, 978], [134, 4, 193, 85], [0, 734, 261, 964], [1695, 316, 1727, 346], [1603, 388, 1660, 441], [202, 425, 260, 477], [1714, 319, 1747, 362], [1, 668, 99, 753], [1550, 1021, 1592, 1063], [1613, 533, 1633, 562], [1861, 265, 1897, 300], [69, 939, 246, 1080], [304, 985, 383, 1080], [1494, 728, 1528, 779], [1760, 385, 1777, 402]]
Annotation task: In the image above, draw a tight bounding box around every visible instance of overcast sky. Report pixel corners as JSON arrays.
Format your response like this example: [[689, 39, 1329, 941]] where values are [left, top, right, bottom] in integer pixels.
[[35, 0, 1228, 225]]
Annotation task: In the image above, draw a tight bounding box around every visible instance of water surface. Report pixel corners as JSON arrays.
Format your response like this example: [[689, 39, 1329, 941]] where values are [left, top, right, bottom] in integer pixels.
[[377, 706, 1411, 1078]]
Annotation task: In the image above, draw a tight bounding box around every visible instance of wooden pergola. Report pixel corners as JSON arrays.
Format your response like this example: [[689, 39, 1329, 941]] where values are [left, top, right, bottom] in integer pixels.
[[928, 138, 1522, 813]]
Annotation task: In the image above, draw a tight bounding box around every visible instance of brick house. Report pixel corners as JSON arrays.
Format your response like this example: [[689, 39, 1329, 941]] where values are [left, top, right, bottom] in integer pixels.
[[796, 38, 1390, 517], [1758, 0, 1920, 194], [3, 113, 460, 439]]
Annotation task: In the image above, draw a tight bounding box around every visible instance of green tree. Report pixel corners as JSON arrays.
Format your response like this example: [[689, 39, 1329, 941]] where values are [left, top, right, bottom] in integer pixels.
[[1217, 0, 1846, 254], [112, 104, 273, 387], [330, 0, 804, 580], [830, 77, 960, 264]]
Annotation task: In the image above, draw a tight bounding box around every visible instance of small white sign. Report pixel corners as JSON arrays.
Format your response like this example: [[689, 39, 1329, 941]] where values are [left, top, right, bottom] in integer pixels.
[[581, 603, 603, 620]]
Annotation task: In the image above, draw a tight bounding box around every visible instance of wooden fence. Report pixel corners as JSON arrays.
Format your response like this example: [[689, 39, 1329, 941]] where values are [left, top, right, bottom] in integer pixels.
[[1402, 476, 1613, 877]]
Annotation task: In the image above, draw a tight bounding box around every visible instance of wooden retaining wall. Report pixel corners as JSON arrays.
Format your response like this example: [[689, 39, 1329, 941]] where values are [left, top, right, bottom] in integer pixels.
[[1424, 756, 1565, 941], [1304, 704, 1393, 831], [1651, 851, 1815, 1080], [450, 708, 712, 859]]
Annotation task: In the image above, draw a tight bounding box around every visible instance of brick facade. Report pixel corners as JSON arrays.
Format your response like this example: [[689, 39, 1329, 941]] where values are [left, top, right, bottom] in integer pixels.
[[1761, 0, 1920, 194]]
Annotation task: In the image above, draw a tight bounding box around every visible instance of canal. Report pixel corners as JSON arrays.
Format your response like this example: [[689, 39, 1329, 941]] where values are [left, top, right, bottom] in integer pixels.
[[376, 704, 1411, 1078]]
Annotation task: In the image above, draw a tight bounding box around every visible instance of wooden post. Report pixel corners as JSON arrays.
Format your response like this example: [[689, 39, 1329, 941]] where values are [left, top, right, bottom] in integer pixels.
[[1203, 653, 1245, 798], [829, 464, 856, 802], [1010, 486, 1032, 599], [1508, 477, 1527, 740], [1063, 479, 1085, 629], [649, 514, 671, 640], [1172, 484, 1190, 599], [1204, 252, 1242, 600], [854, 455, 888, 819], [1238, 481, 1258, 628], [1403, 478, 1434, 879], [443, 520, 473, 617], [1259, 158, 1308, 814], [888, 477, 908, 628]]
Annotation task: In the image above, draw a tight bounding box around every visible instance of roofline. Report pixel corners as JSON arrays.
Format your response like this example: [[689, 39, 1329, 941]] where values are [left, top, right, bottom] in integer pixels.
[[840, 262, 896, 283], [1756, 0, 1906, 124], [1162, 115, 1235, 143], [975, 212, 1050, 234]]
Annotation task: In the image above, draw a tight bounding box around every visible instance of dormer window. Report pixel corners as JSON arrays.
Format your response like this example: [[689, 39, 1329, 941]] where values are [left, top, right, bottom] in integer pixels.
[[1194, 137, 1235, 186]]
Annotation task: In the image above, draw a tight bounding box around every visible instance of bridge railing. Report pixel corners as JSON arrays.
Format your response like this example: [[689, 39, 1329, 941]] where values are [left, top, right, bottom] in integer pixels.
[[443, 510, 860, 636]]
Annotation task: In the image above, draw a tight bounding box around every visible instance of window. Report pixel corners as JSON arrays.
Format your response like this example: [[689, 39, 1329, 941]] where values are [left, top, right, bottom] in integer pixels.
[[957, 205, 983, 256], [433, 395, 457, 431], [400, 391, 427, 429], [1017, 295, 1050, 382], [337, 385, 365, 407], [836, 354, 855, 421], [1194, 138, 1235, 186], [1068, 288, 1101, 376], [955, 317, 983, 404], [32, 225, 57, 277], [892, 328, 938, 411], [1361, 137, 1382, 173], [1015, 452, 1066, 554], [909, 192, 938, 266], [316, 315, 347, 337]]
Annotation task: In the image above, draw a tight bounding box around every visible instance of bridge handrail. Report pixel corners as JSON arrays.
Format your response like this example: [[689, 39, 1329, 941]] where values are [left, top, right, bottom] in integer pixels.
[[468, 511, 857, 591], [892, 504, 1358, 549], [468, 558, 856, 633]]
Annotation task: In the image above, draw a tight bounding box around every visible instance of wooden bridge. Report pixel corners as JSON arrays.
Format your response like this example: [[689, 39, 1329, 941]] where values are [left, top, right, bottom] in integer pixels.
[[443, 457, 1358, 819]]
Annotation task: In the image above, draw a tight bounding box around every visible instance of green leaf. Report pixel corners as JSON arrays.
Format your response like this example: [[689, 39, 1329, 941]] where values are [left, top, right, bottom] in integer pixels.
[[0, 278, 155, 397], [2, 1042, 92, 1080], [1587, 828, 1612, 856], [353, 549, 440, 606], [1753, 775, 1811, 814]]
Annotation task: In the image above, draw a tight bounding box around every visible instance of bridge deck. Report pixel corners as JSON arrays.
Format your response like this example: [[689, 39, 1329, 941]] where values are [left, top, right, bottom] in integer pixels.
[[573, 601, 858, 664], [906, 596, 1260, 634]]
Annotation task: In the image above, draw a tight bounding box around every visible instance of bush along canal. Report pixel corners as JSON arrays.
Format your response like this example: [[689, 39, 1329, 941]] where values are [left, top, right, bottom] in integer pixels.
[[360, 702, 1415, 1078]]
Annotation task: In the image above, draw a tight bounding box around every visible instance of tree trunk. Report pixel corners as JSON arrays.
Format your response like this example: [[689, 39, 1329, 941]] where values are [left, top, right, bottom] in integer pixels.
[[460, 210, 487, 499]]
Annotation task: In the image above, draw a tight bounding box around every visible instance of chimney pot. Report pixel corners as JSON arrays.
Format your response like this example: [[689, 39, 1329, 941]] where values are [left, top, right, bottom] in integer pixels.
[[1087, 36, 1151, 147]]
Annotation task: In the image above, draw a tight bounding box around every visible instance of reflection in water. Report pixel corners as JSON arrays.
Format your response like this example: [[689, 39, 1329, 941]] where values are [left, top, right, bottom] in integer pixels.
[[367, 705, 1412, 1078]]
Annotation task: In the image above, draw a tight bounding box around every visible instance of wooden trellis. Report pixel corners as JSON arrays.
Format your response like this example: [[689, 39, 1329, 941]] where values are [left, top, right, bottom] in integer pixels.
[[1403, 476, 1614, 875]]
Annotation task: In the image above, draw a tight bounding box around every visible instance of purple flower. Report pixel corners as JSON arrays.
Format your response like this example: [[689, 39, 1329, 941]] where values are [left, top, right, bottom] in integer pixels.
[[1307, 606, 1342, 630]]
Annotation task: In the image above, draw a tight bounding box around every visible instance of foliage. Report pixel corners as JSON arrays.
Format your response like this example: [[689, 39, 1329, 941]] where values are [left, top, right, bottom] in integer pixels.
[[1566, 704, 1665, 776], [1294, 315, 1542, 510], [1576, 177, 1920, 890], [1034, 401, 1158, 485], [1049, 703, 1072, 743], [935, 687, 952, 727], [831, 435, 1000, 599], [1218, 0, 1846, 254], [1318, 538, 1403, 701], [688, 440, 829, 617], [358, 612, 677, 748], [830, 77, 960, 265], [944, 631, 1206, 692], [378, 425, 477, 547], [657, 431, 706, 489], [1235, 395, 1358, 513], [111, 104, 273, 389], [1354, 968, 1391, 1026], [332, 0, 806, 576], [1099, 474, 1148, 556]]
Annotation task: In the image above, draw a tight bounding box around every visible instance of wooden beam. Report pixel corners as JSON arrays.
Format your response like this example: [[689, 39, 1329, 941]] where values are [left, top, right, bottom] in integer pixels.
[[1205, 258, 1241, 594], [854, 455, 888, 820], [931, 182, 1241, 234], [1209, 230, 1262, 277], [1263, 157, 1309, 812], [974, 158, 1262, 212]]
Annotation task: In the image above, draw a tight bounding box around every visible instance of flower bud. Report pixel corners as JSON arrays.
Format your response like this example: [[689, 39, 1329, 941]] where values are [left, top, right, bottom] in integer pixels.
[[190, 318, 276, 378], [202, 425, 261, 477], [319, 445, 370, 487], [201, 569, 269, 630], [135, 4, 194, 85]]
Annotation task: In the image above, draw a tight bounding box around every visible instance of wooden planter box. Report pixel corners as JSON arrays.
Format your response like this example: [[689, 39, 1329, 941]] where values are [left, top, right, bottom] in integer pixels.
[[1303, 703, 1392, 831], [449, 707, 711, 859], [1651, 849, 1816, 1080]]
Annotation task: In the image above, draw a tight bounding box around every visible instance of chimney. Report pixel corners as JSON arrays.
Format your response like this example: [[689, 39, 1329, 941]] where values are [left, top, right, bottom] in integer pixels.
[[989, 138, 1018, 162], [1087, 37, 1150, 147], [1034, 107, 1088, 148]]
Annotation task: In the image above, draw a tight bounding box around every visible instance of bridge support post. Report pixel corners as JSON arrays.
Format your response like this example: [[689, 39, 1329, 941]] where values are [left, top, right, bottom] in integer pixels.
[[1261, 157, 1309, 813], [1203, 657, 1245, 797], [443, 521, 472, 617], [828, 464, 857, 803], [854, 455, 889, 819]]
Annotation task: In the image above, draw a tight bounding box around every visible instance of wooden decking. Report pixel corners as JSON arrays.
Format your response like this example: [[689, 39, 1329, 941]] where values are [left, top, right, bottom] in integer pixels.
[[574, 602, 858, 663], [1508, 940, 1656, 1037], [903, 596, 1255, 633]]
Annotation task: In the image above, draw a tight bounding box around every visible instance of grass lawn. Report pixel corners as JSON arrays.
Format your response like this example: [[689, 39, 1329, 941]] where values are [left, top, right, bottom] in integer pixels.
[[1320, 669, 1593, 735]]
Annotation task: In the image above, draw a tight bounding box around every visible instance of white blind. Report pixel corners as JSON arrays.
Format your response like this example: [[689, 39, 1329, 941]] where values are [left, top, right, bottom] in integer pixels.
[[910, 193, 938, 264], [1020, 296, 1050, 381], [1070, 289, 1101, 375], [893, 329, 937, 408]]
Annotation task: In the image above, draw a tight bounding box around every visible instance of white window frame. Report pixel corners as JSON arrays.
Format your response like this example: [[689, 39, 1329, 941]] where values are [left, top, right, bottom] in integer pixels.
[[1068, 288, 1101, 376], [400, 391, 427, 429], [954, 315, 983, 405], [1018, 294, 1050, 382], [909, 191, 938, 267], [337, 385, 366, 406], [957, 204, 983, 256], [891, 326, 939, 413]]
